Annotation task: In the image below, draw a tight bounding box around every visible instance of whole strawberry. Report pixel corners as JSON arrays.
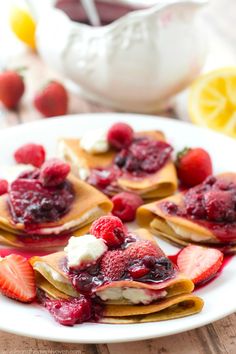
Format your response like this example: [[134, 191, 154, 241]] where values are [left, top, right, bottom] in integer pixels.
[[101, 250, 128, 280], [125, 240, 164, 261], [34, 81, 68, 117], [176, 147, 212, 187], [0, 70, 24, 109]]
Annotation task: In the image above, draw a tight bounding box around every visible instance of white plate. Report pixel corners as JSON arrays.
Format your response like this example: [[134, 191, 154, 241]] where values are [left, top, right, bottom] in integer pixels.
[[0, 113, 235, 343]]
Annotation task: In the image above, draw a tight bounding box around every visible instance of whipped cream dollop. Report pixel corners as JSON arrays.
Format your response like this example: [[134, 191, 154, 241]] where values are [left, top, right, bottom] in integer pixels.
[[80, 129, 109, 154], [64, 234, 108, 268]]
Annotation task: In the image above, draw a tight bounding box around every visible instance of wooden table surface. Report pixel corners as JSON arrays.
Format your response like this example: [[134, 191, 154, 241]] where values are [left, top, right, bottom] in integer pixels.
[[0, 0, 236, 353]]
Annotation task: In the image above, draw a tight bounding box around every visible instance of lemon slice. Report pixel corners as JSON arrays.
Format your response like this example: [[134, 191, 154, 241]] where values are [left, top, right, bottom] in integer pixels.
[[188, 68, 236, 138], [9, 6, 36, 49]]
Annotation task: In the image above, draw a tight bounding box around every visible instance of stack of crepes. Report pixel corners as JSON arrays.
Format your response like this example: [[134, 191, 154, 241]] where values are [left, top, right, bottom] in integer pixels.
[[58, 131, 178, 200], [0, 174, 112, 248], [30, 229, 203, 323], [137, 173, 236, 253]]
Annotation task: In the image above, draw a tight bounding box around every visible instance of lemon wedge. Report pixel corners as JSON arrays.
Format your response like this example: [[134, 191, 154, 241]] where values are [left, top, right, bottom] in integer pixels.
[[188, 68, 236, 138], [9, 6, 36, 49]]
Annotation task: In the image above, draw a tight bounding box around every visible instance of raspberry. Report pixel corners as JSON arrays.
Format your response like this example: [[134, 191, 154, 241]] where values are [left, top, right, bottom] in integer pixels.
[[39, 158, 70, 187], [125, 240, 164, 261], [107, 122, 134, 150], [111, 192, 143, 222], [0, 179, 8, 195], [204, 190, 235, 222], [90, 215, 125, 247], [100, 250, 127, 280], [140, 141, 172, 173], [14, 143, 46, 168], [184, 184, 208, 219]]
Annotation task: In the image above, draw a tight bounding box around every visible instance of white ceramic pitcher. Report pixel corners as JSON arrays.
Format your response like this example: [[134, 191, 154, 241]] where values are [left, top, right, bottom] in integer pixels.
[[29, 0, 208, 113]]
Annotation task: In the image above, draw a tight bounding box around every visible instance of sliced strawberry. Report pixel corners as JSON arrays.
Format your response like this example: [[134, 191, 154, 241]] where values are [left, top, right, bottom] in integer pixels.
[[0, 254, 36, 302], [177, 245, 223, 285], [100, 250, 128, 280]]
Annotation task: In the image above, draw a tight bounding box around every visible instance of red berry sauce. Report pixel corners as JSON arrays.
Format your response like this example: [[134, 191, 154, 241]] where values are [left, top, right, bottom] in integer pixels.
[[37, 289, 93, 326], [14, 232, 72, 248], [161, 176, 236, 243], [8, 176, 74, 228], [87, 166, 122, 196], [0, 248, 50, 259]]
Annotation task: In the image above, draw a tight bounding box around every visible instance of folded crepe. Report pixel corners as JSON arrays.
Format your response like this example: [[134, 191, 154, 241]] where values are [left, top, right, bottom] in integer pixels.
[[0, 174, 112, 248], [58, 131, 177, 200], [137, 174, 236, 253], [30, 229, 203, 323]]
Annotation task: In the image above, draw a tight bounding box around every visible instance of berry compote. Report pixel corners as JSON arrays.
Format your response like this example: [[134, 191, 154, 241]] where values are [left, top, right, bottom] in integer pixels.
[[161, 176, 236, 243], [87, 137, 173, 195], [8, 174, 75, 227], [65, 234, 176, 297], [114, 137, 173, 176]]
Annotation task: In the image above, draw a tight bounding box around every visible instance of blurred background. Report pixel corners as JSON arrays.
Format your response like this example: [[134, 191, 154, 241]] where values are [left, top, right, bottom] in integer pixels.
[[0, 0, 236, 136]]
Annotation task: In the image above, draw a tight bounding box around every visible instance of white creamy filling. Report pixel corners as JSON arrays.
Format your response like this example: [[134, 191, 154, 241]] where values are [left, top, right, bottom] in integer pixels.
[[34, 262, 70, 284], [80, 129, 109, 154], [0, 164, 34, 183], [38, 206, 102, 235], [167, 221, 212, 242], [96, 287, 167, 305], [58, 140, 90, 180], [64, 234, 107, 268]]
